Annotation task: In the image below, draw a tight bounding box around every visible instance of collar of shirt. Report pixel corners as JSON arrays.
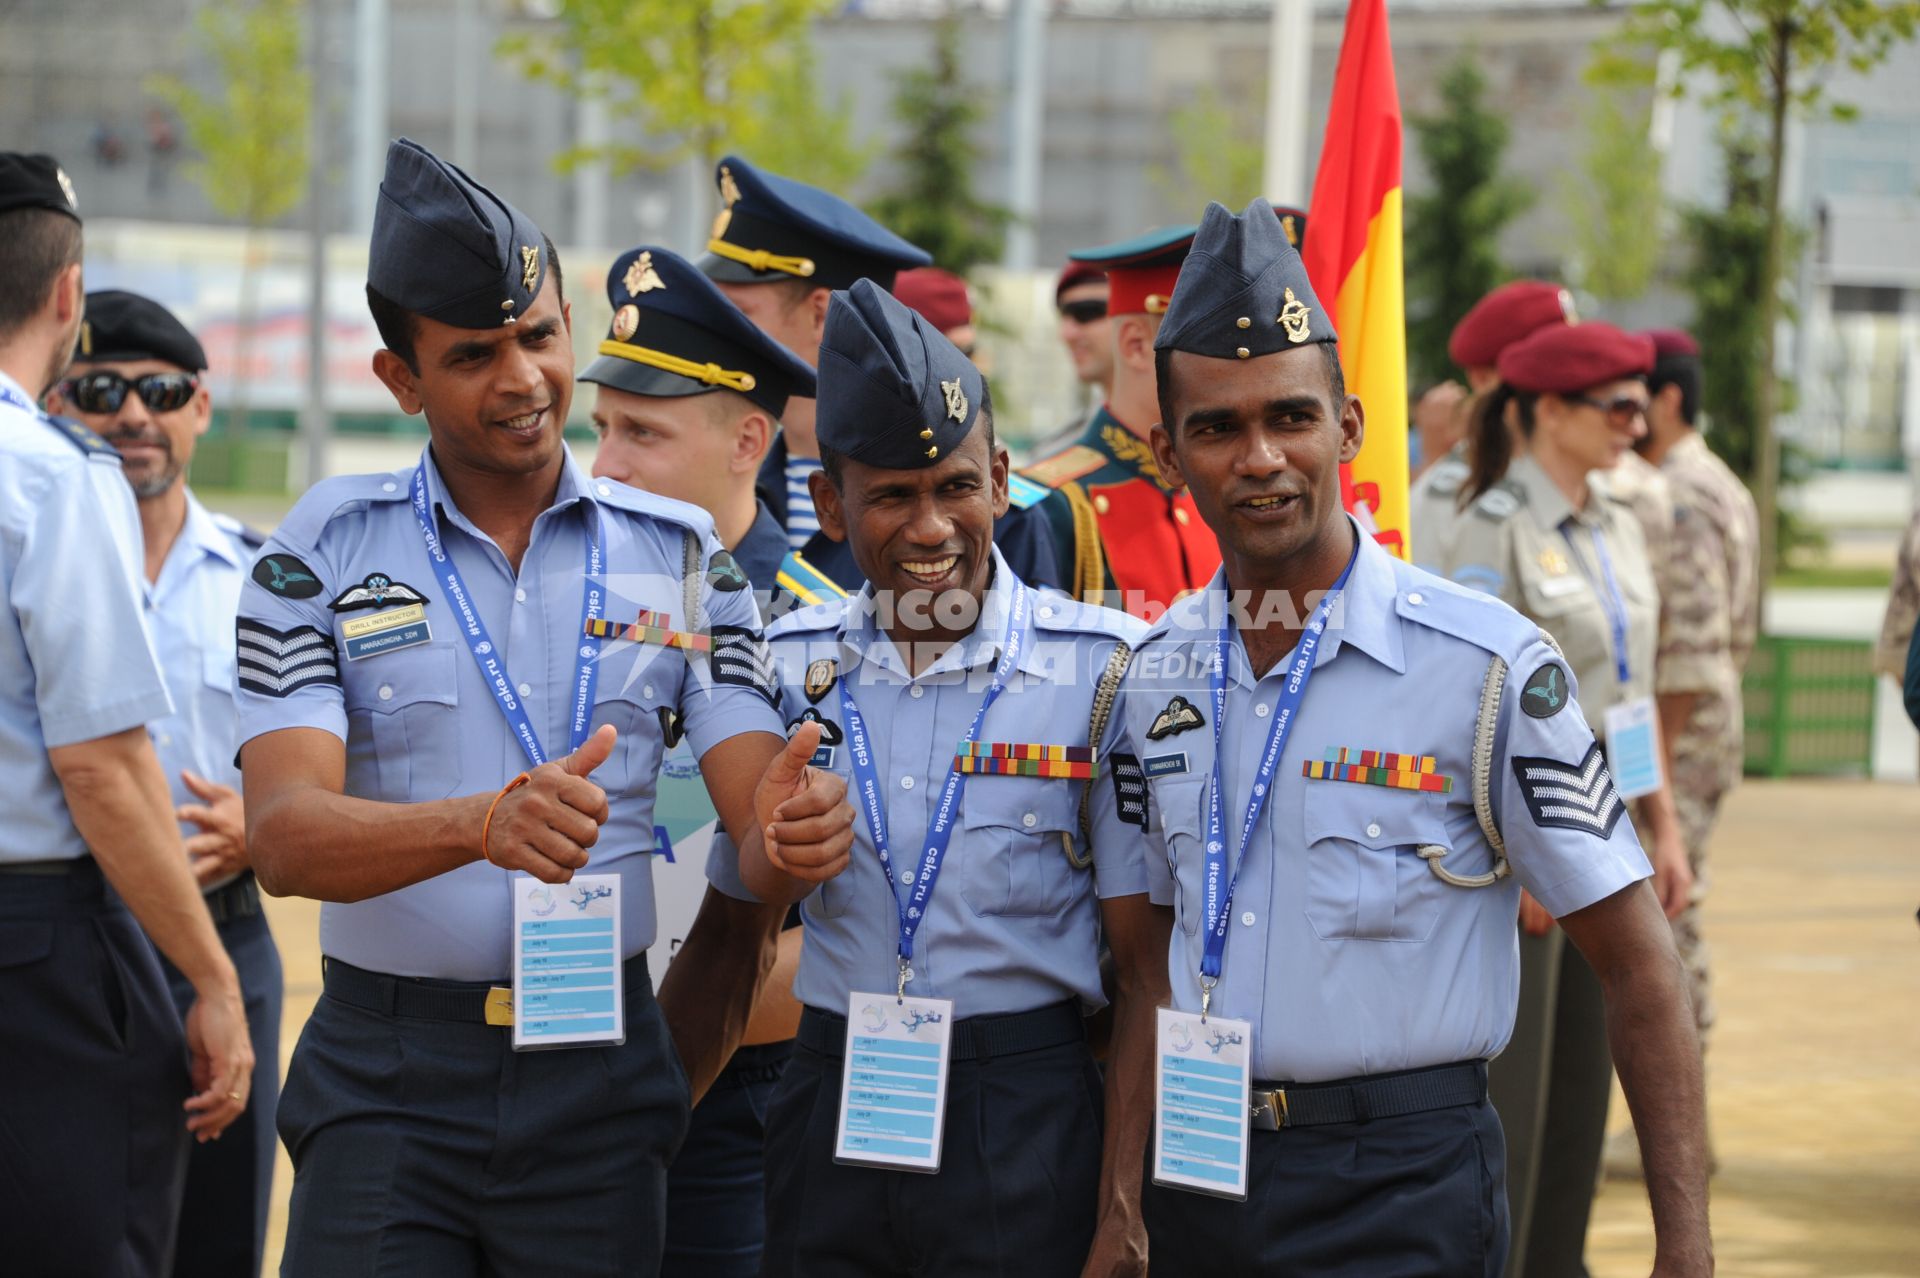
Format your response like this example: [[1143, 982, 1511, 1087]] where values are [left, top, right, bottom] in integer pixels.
[[837, 543, 1034, 681], [1663, 432, 1710, 470], [151, 488, 244, 604], [0, 367, 39, 417], [1507, 453, 1596, 531], [732, 498, 789, 595], [1167, 515, 1406, 690], [417, 444, 594, 546]]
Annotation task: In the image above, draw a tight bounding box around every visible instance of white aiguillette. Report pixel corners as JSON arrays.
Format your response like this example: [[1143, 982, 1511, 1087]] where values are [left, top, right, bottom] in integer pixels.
[[1153, 1006, 1251, 1200], [511, 874, 624, 1051], [833, 991, 955, 1173]]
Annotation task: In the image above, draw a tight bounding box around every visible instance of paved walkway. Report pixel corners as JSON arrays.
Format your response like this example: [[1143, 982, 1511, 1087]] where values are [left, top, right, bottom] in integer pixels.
[[258, 778, 1920, 1272]]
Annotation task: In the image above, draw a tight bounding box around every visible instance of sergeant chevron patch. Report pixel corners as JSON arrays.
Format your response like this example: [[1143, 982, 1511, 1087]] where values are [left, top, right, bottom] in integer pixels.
[[710, 625, 777, 701], [1511, 741, 1623, 839], [236, 619, 340, 698]]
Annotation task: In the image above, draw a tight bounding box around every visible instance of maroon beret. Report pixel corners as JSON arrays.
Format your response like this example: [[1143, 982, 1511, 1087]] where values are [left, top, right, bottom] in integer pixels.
[[1644, 328, 1700, 359], [892, 267, 972, 333], [1448, 280, 1577, 370], [1497, 321, 1655, 395], [1054, 258, 1107, 302]]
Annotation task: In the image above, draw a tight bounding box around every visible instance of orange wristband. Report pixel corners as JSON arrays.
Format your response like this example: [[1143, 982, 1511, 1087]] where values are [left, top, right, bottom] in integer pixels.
[[482, 772, 532, 863]]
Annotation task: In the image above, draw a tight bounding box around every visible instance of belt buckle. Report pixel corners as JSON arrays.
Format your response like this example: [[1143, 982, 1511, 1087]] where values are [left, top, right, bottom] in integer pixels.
[[484, 987, 514, 1027], [1250, 1087, 1288, 1131]]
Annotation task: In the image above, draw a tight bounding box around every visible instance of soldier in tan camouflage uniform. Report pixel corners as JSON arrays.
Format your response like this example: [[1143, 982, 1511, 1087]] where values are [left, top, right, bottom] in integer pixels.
[[1874, 506, 1920, 692]]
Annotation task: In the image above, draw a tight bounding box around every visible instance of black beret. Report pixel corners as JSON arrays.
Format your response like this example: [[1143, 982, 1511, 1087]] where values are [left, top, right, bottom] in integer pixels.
[[78, 290, 207, 372], [579, 246, 816, 421], [699, 155, 930, 293], [816, 278, 984, 471], [367, 138, 548, 329], [1156, 197, 1337, 361], [0, 152, 79, 221]]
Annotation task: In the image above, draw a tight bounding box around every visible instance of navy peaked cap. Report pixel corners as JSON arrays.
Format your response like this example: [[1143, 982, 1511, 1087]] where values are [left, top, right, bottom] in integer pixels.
[[579, 245, 815, 420], [368, 137, 550, 329], [1156, 197, 1337, 359], [0, 152, 79, 221], [79, 290, 207, 372], [699, 155, 929, 293], [816, 278, 984, 471]]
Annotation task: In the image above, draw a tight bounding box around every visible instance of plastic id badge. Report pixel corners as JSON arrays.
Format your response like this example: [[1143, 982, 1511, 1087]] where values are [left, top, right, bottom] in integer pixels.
[[834, 992, 954, 1173], [1153, 1006, 1251, 1200], [1604, 695, 1664, 800], [511, 874, 624, 1050]]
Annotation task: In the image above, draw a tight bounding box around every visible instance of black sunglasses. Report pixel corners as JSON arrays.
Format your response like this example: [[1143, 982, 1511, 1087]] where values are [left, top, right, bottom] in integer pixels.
[[1568, 393, 1647, 425], [59, 370, 200, 415], [1058, 298, 1108, 325]]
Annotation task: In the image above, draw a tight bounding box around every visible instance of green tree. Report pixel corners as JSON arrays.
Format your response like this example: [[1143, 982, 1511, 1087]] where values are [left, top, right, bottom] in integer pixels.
[[1403, 57, 1533, 387], [865, 15, 1011, 274], [1559, 87, 1662, 303], [1599, 0, 1920, 584], [503, 0, 858, 184], [150, 0, 309, 437], [1152, 86, 1265, 215]]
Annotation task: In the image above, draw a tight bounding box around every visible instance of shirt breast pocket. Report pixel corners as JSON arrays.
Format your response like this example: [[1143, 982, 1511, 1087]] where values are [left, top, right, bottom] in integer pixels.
[[1154, 777, 1208, 937], [958, 777, 1082, 918], [361, 643, 463, 801], [1301, 785, 1452, 943], [592, 658, 675, 800]]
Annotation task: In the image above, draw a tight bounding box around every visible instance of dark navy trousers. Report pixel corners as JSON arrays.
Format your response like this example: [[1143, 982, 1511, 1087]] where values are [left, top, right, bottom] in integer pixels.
[[159, 900, 284, 1278], [0, 860, 191, 1277], [1144, 1097, 1510, 1277], [276, 958, 690, 1277], [661, 1040, 793, 1278], [761, 1033, 1105, 1278]]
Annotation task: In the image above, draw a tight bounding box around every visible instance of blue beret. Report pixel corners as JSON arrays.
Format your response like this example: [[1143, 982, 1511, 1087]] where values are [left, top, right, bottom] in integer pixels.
[[0, 152, 79, 221], [367, 138, 549, 329], [699, 155, 930, 293], [816, 279, 984, 471], [579, 245, 816, 421], [79, 290, 207, 372], [1156, 198, 1336, 359]]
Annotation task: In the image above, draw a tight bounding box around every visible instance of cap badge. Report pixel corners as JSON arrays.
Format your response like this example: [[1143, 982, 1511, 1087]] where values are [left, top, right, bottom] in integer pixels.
[[940, 377, 968, 424], [1559, 288, 1580, 325], [55, 166, 76, 210], [624, 251, 665, 296], [1278, 287, 1312, 344], [719, 165, 742, 209], [611, 304, 640, 343], [520, 245, 540, 294]]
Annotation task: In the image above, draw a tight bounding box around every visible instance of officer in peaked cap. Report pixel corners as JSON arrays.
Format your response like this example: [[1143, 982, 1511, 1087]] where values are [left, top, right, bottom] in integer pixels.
[[698, 154, 1076, 602], [580, 244, 829, 1278], [1121, 199, 1710, 1276], [709, 278, 1167, 1278], [46, 287, 285, 1278], [0, 153, 255, 1276], [1022, 223, 1222, 617], [237, 138, 855, 1277]]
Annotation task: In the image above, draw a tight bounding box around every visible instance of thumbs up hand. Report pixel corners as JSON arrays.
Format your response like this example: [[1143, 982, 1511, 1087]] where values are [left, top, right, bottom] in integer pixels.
[[481, 724, 617, 883], [753, 719, 855, 884]]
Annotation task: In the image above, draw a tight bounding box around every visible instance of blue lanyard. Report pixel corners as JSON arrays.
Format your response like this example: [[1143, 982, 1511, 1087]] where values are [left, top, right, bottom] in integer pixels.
[[839, 584, 1031, 992], [0, 383, 32, 414], [1198, 548, 1357, 1005], [1564, 524, 1631, 684], [410, 464, 606, 771]]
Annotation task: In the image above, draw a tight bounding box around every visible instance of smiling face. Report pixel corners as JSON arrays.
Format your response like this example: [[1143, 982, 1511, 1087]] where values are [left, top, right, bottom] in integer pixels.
[[45, 356, 210, 499], [371, 274, 573, 481], [1151, 343, 1361, 588], [813, 423, 1008, 646]]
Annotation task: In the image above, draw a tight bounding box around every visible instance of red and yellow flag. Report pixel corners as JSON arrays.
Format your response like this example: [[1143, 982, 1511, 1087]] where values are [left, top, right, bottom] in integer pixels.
[[1302, 0, 1408, 560]]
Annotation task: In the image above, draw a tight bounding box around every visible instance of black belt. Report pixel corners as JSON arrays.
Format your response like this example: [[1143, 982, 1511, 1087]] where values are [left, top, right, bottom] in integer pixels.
[[323, 953, 650, 1025], [798, 999, 1084, 1062], [1249, 1060, 1487, 1131], [204, 871, 262, 924], [0, 857, 87, 876]]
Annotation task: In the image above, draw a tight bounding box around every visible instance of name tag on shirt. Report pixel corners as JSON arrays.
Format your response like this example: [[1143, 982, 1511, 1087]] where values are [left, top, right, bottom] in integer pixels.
[[1538, 574, 1586, 600], [1604, 695, 1664, 800], [511, 874, 624, 1050], [340, 604, 432, 661], [1153, 1006, 1251, 1201], [834, 990, 954, 1173]]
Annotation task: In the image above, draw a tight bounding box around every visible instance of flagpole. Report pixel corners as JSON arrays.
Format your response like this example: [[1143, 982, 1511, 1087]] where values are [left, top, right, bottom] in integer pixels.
[[1262, 0, 1314, 204]]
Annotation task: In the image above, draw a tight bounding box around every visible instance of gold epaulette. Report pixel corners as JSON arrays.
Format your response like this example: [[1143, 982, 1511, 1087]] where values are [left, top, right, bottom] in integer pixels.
[[1022, 445, 1105, 489]]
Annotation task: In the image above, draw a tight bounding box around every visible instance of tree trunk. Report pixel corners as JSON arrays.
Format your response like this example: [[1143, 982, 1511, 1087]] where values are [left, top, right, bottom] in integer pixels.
[[230, 225, 263, 441], [1753, 19, 1792, 591]]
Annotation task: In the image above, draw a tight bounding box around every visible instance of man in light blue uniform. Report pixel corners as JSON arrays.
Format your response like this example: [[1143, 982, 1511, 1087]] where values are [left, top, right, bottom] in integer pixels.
[[1123, 199, 1712, 1275], [45, 288, 283, 1278], [235, 138, 854, 1278], [715, 279, 1170, 1277], [0, 151, 253, 1277]]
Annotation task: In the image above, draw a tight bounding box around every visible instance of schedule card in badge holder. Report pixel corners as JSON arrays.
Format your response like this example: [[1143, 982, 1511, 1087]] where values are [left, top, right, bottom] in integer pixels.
[[834, 992, 954, 1173], [1604, 696, 1664, 800], [512, 874, 624, 1050], [1154, 1006, 1251, 1200]]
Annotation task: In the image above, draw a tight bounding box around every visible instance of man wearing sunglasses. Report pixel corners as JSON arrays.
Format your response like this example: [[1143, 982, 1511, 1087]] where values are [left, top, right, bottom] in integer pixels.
[[0, 152, 253, 1276], [45, 288, 284, 1278]]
